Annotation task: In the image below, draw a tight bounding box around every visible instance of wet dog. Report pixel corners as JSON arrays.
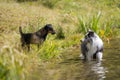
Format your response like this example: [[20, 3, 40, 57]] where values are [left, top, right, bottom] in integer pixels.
[[19, 24, 55, 51], [80, 30, 103, 62]]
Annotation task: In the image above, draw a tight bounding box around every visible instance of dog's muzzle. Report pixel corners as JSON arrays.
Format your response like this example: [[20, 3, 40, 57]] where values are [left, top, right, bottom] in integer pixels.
[[51, 31, 56, 34]]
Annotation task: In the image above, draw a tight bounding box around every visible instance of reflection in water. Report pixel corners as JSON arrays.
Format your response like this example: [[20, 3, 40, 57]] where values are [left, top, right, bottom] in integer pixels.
[[91, 62, 108, 80]]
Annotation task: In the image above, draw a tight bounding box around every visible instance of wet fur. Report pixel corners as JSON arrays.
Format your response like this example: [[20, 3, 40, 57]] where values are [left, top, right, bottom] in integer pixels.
[[80, 30, 103, 62]]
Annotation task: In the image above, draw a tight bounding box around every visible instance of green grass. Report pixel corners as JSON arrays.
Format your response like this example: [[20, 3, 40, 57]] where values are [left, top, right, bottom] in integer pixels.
[[0, 0, 120, 80], [56, 25, 65, 39]]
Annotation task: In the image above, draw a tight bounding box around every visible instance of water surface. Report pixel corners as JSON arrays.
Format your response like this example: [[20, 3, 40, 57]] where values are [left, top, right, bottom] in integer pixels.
[[28, 38, 120, 80]]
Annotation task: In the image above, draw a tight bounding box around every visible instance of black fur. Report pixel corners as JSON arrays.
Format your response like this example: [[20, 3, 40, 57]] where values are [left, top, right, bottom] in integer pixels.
[[85, 31, 94, 39], [19, 24, 55, 51], [93, 47, 103, 59]]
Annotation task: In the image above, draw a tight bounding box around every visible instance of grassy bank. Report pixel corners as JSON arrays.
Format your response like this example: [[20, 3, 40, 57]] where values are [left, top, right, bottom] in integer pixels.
[[0, 0, 120, 80]]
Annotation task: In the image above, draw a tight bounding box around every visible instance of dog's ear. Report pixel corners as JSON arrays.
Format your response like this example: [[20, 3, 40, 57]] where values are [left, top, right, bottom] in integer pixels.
[[87, 29, 92, 32], [44, 24, 52, 30], [45, 24, 52, 27], [19, 26, 23, 35]]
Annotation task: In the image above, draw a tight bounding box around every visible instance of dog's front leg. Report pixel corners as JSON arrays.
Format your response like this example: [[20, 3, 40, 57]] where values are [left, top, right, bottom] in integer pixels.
[[80, 53, 86, 60], [37, 44, 40, 49], [21, 42, 25, 47], [27, 44, 30, 51], [86, 52, 92, 61], [37, 44, 41, 50], [96, 52, 103, 63], [37, 44, 42, 50]]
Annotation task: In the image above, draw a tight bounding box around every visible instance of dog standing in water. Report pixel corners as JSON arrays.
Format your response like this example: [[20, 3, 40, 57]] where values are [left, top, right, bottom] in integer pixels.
[[80, 30, 103, 62]]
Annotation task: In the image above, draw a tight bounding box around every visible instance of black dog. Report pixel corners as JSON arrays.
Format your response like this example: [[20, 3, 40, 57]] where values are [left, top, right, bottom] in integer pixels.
[[19, 24, 55, 51]]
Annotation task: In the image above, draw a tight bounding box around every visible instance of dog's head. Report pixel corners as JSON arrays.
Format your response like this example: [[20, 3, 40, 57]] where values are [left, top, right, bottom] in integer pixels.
[[85, 30, 95, 39], [44, 24, 56, 34]]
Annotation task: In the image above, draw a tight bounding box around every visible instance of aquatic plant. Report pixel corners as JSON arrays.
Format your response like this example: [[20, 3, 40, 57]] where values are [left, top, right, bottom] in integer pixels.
[[76, 11, 115, 40], [76, 16, 87, 34]]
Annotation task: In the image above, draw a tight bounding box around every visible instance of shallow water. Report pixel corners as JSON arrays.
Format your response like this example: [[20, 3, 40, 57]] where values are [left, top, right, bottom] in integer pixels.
[[28, 38, 120, 80]]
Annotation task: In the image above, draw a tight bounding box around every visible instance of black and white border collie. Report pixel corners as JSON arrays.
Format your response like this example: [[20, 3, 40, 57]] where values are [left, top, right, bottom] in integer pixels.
[[80, 30, 103, 62]]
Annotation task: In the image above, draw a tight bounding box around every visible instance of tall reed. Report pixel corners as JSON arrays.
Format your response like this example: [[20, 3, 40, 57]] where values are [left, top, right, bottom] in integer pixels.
[[76, 12, 114, 39]]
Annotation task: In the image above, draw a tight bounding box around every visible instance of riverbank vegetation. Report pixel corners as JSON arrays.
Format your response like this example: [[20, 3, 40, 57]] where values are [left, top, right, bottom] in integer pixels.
[[0, 0, 120, 80]]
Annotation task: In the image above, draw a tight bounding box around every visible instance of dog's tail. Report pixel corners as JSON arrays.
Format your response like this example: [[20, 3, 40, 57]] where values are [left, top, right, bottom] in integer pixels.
[[19, 26, 23, 35]]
